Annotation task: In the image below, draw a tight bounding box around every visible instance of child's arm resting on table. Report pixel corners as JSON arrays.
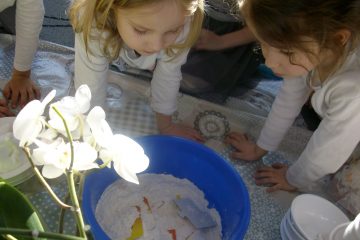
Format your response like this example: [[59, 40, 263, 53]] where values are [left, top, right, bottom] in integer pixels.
[[3, 0, 44, 108]]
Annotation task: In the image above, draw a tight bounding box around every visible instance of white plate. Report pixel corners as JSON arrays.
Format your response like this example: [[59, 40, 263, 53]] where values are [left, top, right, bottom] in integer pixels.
[[280, 216, 290, 240], [291, 194, 349, 240], [284, 210, 306, 240], [0, 117, 32, 185]]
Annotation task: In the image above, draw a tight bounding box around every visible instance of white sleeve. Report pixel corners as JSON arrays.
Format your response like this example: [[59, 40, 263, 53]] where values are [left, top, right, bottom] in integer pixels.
[[150, 49, 189, 115], [74, 33, 109, 108], [257, 77, 311, 151], [150, 19, 191, 115], [14, 0, 44, 71], [287, 79, 360, 191]]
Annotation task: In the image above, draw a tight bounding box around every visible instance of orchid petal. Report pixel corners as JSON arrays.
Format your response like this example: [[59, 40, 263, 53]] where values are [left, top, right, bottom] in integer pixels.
[[75, 85, 91, 113], [13, 90, 56, 146], [41, 90, 56, 107], [86, 106, 113, 147], [72, 142, 98, 169], [113, 160, 140, 184], [99, 149, 113, 167], [42, 164, 64, 179], [32, 147, 47, 166], [108, 134, 149, 184]]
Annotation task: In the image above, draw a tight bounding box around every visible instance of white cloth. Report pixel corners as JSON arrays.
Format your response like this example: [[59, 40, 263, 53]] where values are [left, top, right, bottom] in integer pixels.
[[74, 19, 190, 114], [2, 0, 44, 71], [258, 48, 360, 191]]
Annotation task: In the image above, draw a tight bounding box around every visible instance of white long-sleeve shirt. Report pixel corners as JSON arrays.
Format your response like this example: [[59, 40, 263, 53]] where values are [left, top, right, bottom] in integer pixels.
[[0, 0, 44, 71], [74, 20, 190, 114], [257, 48, 360, 191]]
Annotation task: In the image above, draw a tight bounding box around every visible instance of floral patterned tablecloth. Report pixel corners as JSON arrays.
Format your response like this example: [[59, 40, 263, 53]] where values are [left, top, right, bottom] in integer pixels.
[[0, 34, 314, 239]]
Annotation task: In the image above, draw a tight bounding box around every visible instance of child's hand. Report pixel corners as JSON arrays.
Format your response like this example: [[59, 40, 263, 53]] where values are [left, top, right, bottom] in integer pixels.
[[225, 132, 267, 161], [0, 99, 15, 117], [160, 123, 204, 142], [254, 163, 297, 192], [3, 69, 40, 108]]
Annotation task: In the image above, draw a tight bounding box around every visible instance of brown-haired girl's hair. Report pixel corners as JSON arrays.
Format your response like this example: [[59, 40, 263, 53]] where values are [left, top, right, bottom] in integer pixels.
[[69, 0, 204, 60], [241, 0, 360, 79]]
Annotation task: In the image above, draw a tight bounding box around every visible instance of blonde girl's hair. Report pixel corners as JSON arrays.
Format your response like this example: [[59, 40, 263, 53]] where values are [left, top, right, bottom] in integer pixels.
[[241, 0, 360, 81], [69, 0, 204, 60]]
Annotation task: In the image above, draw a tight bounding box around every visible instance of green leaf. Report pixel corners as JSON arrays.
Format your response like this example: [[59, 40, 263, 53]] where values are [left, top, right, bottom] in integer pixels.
[[0, 180, 45, 240]]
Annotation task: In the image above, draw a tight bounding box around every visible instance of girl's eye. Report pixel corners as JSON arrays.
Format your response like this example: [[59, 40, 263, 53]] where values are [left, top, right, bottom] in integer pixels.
[[166, 27, 182, 35], [134, 28, 147, 35]]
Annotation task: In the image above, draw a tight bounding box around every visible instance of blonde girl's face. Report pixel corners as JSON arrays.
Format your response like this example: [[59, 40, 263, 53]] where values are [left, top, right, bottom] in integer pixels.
[[260, 40, 321, 79], [115, 1, 187, 56]]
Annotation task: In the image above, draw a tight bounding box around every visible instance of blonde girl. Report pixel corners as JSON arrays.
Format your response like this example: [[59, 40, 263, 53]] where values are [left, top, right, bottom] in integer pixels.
[[69, 0, 204, 141], [225, 0, 360, 213]]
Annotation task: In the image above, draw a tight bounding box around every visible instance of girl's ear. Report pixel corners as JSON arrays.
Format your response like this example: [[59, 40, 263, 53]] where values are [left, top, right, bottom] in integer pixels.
[[334, 29, 351, 46]]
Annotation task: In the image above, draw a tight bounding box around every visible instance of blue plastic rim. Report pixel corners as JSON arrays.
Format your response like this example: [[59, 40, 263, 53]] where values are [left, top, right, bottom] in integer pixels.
[[82, 135, 251, 239]]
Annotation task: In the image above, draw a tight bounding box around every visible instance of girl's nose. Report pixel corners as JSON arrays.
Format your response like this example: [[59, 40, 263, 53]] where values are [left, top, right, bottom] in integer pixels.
[[150, 36, 165, 52]]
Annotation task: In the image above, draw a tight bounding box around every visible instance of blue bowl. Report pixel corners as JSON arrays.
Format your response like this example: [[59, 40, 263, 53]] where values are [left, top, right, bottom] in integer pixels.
[[82, 135, 251, 239]]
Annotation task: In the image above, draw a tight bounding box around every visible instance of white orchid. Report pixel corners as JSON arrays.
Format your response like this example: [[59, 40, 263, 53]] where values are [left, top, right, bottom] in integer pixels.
[[86, 106, 113, 148], [100, 134, 149, 184], [48, 84, 91, 139], [13, 84, 149, 183], [32, 139, 98, 179], [86, 106, 149, 184], [9, 84, 150, 239], [13, 90, 56, 147]]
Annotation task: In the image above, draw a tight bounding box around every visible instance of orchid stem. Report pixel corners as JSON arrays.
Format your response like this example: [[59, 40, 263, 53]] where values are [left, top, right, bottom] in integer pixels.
[[66, 170, 87, 238], [52, 106, 87, 238], [58, 193, 71, 234], [0, 228, 85, 240], [2, 234, 17, 240], [52, 106, 75, 170], [22, 148, 72, 209]]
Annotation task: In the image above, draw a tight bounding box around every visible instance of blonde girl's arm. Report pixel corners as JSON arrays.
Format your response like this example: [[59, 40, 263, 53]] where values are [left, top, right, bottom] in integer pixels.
[[256, 76, 311, 152], [286, 74, 360, 192], [74, 32, 109, 107], [150, 50, 203, 142]]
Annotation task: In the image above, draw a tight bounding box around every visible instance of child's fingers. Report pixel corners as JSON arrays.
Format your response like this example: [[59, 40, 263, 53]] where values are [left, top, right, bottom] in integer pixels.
[[33, 86, 41, 100], [0, 106, 14, 116], [266, 184, 281, 193], [230, 151, 251, 161], [20, 90, 29, 108], [2, 85, 11, 99], [254, 169, 276, 179], [10, 91, 20, 108], [271, 163, 286, 169], [225, 135, 250, 150], [0, 98, 7, 105], [226, 132, 246, 141]]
